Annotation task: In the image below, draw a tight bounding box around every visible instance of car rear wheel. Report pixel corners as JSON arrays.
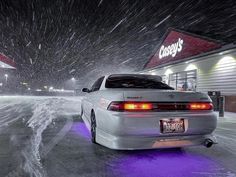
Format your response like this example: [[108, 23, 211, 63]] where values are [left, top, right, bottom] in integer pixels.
[[91, 112, 97, 144], [80, 106, 83, 117]]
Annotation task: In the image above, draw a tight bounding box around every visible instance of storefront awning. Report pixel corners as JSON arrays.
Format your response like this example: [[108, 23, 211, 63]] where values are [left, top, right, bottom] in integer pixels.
[[0, 53, 16, 69]]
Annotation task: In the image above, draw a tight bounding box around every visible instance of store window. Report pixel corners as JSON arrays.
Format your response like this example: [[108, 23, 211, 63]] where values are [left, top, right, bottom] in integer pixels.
[[169, 70, 197, 91], [161, 75, 167, 84]]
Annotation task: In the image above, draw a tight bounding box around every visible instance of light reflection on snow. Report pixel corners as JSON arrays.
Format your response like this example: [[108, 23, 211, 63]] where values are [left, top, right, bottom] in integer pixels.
[[70, 120, 231, 177], [71, 122, 91, 140], [108, 149, 228, 177]]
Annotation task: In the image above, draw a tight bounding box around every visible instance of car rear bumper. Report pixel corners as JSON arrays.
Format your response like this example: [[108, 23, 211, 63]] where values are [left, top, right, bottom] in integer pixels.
[[95, 110, 217, 149], [96, 129, 217, 150], [97, 110, 217, 136]]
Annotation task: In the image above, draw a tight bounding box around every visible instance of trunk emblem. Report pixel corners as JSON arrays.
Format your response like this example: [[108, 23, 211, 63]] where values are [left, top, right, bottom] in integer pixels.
[[126, 96, 142, 99], [168, 94, 175, 99]]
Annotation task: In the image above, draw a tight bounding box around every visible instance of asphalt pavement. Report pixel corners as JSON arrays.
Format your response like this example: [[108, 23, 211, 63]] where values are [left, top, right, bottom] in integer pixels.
[[0, 96, 236, 177]]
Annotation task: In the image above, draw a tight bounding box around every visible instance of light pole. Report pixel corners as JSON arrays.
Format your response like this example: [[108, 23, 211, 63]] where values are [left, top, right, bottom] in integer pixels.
[[4, 74, 8, 83], [70, 77, 78, 95]]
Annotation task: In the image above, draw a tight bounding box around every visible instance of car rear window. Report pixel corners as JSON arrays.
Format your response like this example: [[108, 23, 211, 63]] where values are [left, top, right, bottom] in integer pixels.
[[105, 74, 174, 90]]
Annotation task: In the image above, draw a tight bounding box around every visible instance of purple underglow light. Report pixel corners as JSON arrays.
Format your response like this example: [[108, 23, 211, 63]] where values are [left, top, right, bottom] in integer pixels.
[[71, 122, 91, 140], [108, 149, 227, 177]]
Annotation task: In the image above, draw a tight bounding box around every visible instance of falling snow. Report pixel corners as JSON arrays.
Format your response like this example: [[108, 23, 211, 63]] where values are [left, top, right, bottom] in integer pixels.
[[0, 0, 236, 88]]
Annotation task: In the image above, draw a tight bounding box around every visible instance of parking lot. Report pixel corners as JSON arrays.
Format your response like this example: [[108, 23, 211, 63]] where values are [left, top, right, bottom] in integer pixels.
[[0, 96, 236, 177]]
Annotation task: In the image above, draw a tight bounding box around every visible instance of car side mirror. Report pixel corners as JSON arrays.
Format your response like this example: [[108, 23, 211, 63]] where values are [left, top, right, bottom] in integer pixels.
[[82, 88, 90, 93]]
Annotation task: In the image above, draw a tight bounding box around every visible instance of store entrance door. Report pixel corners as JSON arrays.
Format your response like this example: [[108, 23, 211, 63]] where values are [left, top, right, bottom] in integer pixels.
[[169, 70, 197, 91]]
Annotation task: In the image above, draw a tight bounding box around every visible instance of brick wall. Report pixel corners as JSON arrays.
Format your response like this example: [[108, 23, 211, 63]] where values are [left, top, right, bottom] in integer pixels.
[[225, 96, 236, 112]]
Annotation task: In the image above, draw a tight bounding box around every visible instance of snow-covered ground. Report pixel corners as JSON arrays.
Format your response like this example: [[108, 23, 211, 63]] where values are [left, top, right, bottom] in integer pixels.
[[0, 96, 82, 177], [0, 96, 82, 131], [0, 96, 236, 177]]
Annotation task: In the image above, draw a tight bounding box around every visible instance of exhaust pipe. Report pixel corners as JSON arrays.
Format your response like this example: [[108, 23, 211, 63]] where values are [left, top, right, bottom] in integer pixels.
[[204, 139, 214, 148]]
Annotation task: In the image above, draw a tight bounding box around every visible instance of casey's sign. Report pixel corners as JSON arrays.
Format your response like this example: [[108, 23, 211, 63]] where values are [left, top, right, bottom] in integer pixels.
[[159, 38, 183, 59], [144, 29, 221, 69]]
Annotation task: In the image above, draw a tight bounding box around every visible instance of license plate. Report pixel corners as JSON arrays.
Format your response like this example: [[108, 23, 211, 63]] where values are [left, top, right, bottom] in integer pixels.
[[160, 119, 185, 134]]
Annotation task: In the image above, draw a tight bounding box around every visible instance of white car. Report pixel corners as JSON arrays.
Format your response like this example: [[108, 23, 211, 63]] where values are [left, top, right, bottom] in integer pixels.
[[81, 74, 217, 150]]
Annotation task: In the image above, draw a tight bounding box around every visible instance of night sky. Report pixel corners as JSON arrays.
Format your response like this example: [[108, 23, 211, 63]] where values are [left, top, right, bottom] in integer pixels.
[[0, 0, 236, 88]]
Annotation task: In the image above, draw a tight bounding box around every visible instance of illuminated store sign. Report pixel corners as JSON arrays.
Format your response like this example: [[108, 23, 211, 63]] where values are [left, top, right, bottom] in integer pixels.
[[159, 38, 183, 59], [144, 29, 222, 69]]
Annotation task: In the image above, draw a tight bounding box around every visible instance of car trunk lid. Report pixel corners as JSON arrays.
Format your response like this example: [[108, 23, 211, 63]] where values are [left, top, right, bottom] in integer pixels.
[[123, 89, 211, 103]]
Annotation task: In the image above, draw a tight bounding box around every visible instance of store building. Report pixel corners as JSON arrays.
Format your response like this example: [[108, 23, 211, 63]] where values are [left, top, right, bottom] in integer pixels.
[[0, 53, 17, 93], [140, 29, 236, 112]]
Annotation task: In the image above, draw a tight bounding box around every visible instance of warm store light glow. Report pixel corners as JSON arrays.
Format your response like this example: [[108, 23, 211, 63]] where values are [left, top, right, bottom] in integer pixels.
[[164, 69, 173, 76], [217, 56, 235, 65], [185, 64, 197, 71]]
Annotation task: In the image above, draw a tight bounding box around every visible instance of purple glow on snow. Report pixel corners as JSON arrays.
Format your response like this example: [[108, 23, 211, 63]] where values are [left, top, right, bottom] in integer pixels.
[[108, 149, 223, 177], [71, 122, 91, 140]]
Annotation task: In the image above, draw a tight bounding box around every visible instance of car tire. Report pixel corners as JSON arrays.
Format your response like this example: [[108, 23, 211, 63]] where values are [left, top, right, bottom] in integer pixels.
[[91, 111, 97, 144], [80, 106, 83, 117]]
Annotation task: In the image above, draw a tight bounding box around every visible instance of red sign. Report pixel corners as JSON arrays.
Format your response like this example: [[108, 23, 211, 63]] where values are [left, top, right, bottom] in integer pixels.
[[0, 53, 16, 68], [144, 29, 222, 69]]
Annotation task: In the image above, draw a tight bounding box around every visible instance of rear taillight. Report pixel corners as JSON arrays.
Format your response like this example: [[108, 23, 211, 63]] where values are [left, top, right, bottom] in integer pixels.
[[107, 102, 124, 111], [189, 103, 213, 110], [124, 103, 153, 110], [107, 102, 213, 111], [108, 102, 153, 111]]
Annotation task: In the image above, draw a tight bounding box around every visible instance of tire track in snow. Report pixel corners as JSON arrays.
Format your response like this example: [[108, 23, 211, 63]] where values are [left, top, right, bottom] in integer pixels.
[[22, 97, 81, 177], [5, 115, 74, 177], [2, 96, 82, 177], [41, 116, 73, 157], [22, 99, 58, 177]]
